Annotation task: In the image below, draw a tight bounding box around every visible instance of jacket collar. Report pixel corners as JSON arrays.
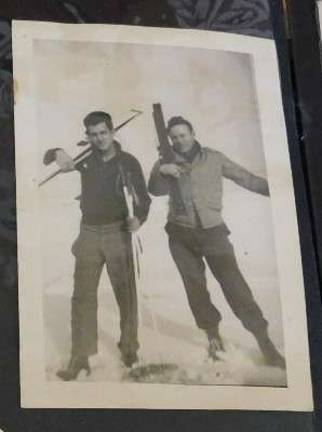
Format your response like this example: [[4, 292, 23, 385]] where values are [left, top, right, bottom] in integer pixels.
[[91, 140, 122, 163], [173, 141, 202, 165]]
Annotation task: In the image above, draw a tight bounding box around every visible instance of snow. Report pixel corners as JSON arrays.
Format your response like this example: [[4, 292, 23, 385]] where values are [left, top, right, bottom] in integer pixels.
[[44, 282, 286, 386], [42, 196, 286, 387]]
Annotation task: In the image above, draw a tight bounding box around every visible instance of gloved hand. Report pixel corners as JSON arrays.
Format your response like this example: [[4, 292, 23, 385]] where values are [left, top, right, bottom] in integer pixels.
[[55, 149, 76, 172], [159, 163, 182, 178], [126, 216, 141, 233]]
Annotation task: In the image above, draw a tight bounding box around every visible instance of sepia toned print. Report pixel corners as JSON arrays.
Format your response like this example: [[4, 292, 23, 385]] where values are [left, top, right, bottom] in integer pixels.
[[12, 21, 312, 410]]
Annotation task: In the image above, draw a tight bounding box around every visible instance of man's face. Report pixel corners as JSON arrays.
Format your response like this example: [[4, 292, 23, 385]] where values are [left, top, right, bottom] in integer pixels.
[[168, 124, 195, 153], [87, 122, 114, 152]]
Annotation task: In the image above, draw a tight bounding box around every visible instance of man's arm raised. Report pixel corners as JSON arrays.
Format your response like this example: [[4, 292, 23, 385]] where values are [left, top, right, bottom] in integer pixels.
[[221, 153, 269, 196]]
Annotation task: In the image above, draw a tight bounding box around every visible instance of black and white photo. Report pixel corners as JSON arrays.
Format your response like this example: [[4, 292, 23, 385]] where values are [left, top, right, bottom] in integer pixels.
[[12, 21, 312, 410]]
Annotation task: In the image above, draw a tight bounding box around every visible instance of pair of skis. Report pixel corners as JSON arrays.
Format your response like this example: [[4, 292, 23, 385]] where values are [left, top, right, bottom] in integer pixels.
[[120, 167, 180, 381]]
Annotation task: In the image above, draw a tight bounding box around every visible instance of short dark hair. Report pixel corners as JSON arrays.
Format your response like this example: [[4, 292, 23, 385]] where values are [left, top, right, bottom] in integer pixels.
[[83, 111, 114, 132], [167, 116, 194, 134]]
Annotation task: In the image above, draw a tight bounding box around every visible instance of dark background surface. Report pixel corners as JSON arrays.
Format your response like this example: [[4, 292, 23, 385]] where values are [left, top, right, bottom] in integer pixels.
[[287, 0, 322, 425], [0, 0, 321, 431]]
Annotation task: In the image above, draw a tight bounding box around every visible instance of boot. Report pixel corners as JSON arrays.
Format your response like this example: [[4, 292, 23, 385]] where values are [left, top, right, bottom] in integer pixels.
[[121, 351, 138, 368], [254, 331, 286, 369], [57, 355, 91, 381], [206, 327, 225, 361]]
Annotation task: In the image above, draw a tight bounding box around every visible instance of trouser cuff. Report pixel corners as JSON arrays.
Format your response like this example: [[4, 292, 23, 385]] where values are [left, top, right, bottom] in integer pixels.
[[205, 325, 221, 342]]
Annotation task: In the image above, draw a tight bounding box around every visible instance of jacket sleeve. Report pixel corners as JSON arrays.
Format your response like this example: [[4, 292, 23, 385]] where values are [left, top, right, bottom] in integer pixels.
[[129, 157, 152, 224], [221, 153, 269, 196], [148, 160, 170, 196]]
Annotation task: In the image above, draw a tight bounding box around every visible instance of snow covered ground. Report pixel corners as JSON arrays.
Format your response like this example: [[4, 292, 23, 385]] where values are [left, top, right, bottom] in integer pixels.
[[42, 188, 287, 387], [43, 274, 287, 387]]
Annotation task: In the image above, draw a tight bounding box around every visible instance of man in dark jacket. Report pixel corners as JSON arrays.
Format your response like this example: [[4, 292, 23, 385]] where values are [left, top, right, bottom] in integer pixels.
[[45, 111, 151, 380], [148, 115, 285, 369]]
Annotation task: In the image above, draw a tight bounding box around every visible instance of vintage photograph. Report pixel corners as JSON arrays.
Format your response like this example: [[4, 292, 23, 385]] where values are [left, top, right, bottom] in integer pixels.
[[13, 21, 312, 410]]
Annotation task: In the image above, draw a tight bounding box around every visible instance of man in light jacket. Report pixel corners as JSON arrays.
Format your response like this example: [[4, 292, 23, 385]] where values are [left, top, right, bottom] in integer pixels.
[[148, 115, 285, 368]]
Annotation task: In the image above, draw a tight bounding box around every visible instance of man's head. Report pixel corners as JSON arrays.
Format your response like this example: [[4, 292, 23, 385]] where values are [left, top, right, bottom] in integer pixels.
[[167, 116, 195, 154], [83, 111, 114, 152]]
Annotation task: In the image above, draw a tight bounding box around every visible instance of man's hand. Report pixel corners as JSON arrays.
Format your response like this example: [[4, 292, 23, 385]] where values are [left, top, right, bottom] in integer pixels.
[[159, 163, 182, 178], [126, 216, 141, 233], [55, 149, 76, 172]]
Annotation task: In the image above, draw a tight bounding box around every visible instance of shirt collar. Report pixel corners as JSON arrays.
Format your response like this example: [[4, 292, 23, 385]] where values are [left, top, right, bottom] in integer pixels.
[[91, 140, 122, 163]]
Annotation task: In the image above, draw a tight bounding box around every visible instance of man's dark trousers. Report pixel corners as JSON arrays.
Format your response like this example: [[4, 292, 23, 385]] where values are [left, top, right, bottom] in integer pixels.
[[165, 222, 268, 337], [71, 223, 139, 358]]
